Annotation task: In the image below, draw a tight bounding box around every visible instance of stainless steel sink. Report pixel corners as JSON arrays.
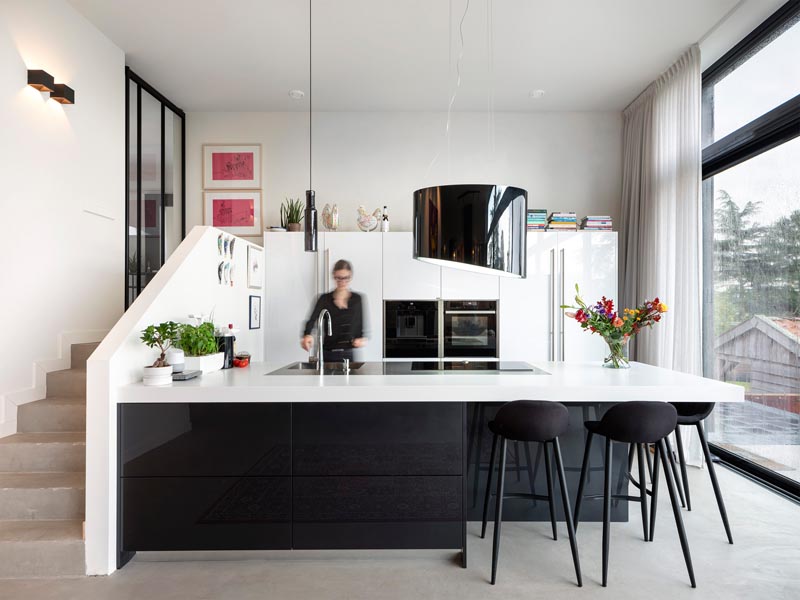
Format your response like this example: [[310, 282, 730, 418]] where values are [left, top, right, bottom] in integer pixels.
[[267, 361, 367, 375]]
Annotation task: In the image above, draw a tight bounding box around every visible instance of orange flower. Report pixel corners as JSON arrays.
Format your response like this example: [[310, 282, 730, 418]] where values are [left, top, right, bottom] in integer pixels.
[[613, 317, 623, 328]]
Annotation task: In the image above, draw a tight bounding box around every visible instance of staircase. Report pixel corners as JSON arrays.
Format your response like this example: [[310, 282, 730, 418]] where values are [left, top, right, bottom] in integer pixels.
[[0, 343, 94, 578]]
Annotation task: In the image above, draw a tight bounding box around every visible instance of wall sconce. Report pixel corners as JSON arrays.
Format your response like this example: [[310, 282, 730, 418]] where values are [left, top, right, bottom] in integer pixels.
[[50, 84, 75, 105], [27, 69, 55, 92]]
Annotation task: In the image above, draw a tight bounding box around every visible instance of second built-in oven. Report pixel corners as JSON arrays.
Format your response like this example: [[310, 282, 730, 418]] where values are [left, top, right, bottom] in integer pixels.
[[442, 300, 498, 358]]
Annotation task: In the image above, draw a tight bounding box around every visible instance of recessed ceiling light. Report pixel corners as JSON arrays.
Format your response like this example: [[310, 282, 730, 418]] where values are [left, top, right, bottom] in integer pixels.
[[288, 89, 305, 100], [530, 89, 546, 99]]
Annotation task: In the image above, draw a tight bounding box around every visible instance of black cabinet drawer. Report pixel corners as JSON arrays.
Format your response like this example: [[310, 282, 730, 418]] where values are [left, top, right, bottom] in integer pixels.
[[293, 476, 462, 549], [120, 403, 290, 477], [292, 403, 463, 476], [122, 477, 291, 551]]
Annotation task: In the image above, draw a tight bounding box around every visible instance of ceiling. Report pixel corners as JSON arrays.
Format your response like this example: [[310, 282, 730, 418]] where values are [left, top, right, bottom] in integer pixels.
[[69, 0, 742, 112]]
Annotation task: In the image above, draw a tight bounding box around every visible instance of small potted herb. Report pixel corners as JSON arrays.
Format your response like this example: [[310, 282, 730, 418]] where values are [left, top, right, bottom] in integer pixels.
[[176, 322, 224, 373], [280, 197, 305, 232], [140, 321, 180, 386]]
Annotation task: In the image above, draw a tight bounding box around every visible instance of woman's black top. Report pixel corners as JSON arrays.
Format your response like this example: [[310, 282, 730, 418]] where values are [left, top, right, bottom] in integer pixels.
[[303, 291, 365, 352]]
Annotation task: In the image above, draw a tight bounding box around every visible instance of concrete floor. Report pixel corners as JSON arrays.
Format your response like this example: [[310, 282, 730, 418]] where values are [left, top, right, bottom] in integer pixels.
[[1, 464, 799, 600]]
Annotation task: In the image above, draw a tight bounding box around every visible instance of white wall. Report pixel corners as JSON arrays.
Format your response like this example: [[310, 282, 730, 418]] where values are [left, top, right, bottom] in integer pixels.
[[86, 226, 264, 575], [0, 0, 125, 430], [186, 111, 623, 243]]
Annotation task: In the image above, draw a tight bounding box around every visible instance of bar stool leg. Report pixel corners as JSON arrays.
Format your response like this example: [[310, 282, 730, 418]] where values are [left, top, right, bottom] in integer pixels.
[[514, 441, 522, 482], [543, 441, 558, 541], [635, 443, 649, 542], [657, 439, 696, 588], [602, 437, 612, 587], [552, 437, 583, 587], [645, 443, 654, 483], [697, 422, 734, 544], [490, 437, 508, 585], [674, 425, 692, 511], [649, 442, 661, 542], [480, 433, 499, 539], [523, 442, 537, 503], [573, 431, 594, 528], [664, 436, 686, 507]]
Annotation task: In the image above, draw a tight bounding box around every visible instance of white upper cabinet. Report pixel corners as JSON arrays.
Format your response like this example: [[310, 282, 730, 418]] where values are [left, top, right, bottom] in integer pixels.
[[440, 265, 500, 300], [557, 232, 618, 362], [263, 232, 318, 365], [499, 233, 558, 362], [382, 232, 441, 300], [322, 232, 384, 362]]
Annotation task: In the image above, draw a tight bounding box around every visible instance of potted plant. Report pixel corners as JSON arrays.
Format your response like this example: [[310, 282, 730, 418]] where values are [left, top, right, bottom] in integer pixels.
[[140, 321, 180, 386], [280, 197, 305, 232], [176, 321, 224, 373]]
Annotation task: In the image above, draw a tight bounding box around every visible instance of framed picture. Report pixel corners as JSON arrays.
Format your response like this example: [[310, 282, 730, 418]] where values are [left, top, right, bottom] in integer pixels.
[[204, 191, 262, 236], [247, 244, 263, 289], [249, 295, 262, 330], [203, 144, 261, 189]]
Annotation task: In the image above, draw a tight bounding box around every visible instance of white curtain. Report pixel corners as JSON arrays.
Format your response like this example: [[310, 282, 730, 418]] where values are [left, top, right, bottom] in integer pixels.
[[619, 45, 704, 465]]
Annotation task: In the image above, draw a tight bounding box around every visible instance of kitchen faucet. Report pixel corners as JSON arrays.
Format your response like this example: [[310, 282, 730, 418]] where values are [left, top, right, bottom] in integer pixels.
[[316, 308, 332, 373]]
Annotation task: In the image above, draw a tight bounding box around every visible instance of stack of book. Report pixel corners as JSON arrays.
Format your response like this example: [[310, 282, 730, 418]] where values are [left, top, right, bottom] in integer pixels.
[[526, 209, 548, 231], [547, 211, 578, 231], [581, 215, 613, 231]]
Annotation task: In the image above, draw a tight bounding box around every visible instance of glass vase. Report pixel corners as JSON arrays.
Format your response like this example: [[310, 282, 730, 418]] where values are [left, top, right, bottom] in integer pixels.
[[603, 336, 630, 369]]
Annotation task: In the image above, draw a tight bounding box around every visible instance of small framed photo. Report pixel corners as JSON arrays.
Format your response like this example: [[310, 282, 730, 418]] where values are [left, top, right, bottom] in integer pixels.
[[203, 144, 261, 189], [204, 190, 262, 236], [249, 295, 262, 330], [247, 244, 263, 289]]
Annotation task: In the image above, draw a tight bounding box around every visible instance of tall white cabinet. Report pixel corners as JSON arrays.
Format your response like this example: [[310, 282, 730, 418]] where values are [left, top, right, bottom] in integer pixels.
[[499, 232, 617, 363], [382, 232, 441, 300]]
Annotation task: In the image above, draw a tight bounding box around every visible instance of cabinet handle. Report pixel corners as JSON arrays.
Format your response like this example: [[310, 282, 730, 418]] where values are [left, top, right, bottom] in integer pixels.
[[325, 248, 330, 291], [549, 249, 555, 361], [560, 248, 565, 361]]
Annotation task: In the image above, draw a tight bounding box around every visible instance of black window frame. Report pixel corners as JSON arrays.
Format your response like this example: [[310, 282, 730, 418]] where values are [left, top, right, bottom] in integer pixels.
[[124, 67, 186, 309], [701, 0, 800, 502]]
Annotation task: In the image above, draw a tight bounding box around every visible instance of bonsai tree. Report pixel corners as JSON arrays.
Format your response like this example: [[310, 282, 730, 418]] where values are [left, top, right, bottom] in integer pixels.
[[140, 321, 180, 367], [176, 322, 218, 357], [280, 197, 305, 228]]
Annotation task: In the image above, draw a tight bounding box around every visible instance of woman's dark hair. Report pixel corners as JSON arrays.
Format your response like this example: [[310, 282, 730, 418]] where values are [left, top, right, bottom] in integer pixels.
[[333, 259, 352, 273]]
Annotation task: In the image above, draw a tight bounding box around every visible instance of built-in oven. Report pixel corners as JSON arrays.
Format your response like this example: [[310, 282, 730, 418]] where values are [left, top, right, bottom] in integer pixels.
[[384, 300, 439, 358], [442, 300, 498, 358]]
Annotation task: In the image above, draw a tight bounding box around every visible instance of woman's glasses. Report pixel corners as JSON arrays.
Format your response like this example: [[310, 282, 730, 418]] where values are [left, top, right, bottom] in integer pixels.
[[334, 275, 351, 282]]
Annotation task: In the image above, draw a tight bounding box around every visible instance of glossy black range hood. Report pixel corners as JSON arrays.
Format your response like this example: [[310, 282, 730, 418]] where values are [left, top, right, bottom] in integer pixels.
[[413, 184, 527, 278]]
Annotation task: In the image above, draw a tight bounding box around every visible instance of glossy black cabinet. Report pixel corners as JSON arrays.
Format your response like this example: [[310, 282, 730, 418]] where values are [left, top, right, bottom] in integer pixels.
[[120, 403, 290, 477], [122, 477, 291, 551]]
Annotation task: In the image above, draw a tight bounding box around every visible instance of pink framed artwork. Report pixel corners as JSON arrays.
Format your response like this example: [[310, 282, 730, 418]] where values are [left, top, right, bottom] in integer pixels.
[[204, 191, 262, 236], [203, 144, 261, 189]]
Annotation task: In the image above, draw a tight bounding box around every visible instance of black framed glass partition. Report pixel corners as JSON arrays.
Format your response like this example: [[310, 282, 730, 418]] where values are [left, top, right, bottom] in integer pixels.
[[701, 0, 800, 500], [125, 67, 186, 308]]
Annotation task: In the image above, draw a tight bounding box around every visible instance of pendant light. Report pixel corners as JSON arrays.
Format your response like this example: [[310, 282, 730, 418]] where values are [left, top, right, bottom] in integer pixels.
[[413, 1, 527, 278], [304, 0, 318, 252]]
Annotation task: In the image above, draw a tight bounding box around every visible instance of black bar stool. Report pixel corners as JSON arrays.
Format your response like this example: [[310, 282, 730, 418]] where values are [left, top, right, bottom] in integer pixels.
[[480, 400, 582, 587], [573, 401, 696, 588], [668, 402, 733, 544]]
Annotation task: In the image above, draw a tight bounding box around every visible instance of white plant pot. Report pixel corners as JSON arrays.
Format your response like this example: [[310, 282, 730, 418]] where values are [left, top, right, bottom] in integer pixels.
[[142, 365, 173, 386], [165, 348, 185, 373], [184, 352, 224, 374]]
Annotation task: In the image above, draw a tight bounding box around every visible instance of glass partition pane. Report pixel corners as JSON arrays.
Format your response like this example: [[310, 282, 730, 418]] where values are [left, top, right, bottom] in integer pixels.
[[706, 135, 800, 483], [127, 80, 139, 306], [140, 90, 163, 287], [164, 110, 183, 256], [707, 17, 800, 145]]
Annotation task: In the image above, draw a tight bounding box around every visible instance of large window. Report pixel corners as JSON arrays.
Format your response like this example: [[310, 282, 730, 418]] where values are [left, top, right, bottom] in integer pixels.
[[702, 0, 800, 494]]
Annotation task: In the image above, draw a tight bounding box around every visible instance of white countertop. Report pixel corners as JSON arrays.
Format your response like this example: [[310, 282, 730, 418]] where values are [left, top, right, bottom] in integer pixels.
[[119, 361, 745, 404]]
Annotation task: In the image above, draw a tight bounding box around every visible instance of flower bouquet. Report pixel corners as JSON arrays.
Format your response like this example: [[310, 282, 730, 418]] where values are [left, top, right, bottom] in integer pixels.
[[561, 285, 668, 368]]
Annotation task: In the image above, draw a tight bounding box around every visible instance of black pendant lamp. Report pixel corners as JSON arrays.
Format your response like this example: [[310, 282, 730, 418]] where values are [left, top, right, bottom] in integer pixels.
[[304, 0, 318, 252], [413, 184, 527, 278]]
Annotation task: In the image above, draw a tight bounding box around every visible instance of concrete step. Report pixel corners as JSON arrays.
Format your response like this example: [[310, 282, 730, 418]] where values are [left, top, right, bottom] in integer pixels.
[[70, 342, 98, 371], [0, 433, 85, 473], [45, 369, 85, 399], [0, 472, 84, 520], [17, 397, 85, 433], [0, 520, 84, 578]]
